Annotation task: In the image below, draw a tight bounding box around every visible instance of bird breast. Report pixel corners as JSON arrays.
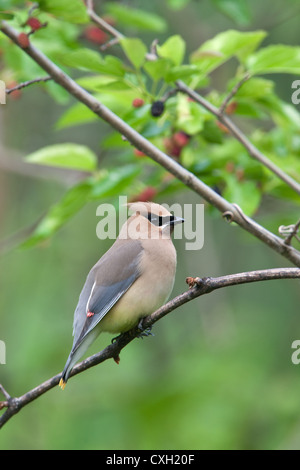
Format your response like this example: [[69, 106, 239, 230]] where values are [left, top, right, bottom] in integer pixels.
[[99, 239, 177, 333]]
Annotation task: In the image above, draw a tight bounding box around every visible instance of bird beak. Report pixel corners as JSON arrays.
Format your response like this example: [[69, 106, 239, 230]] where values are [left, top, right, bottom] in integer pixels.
[[171, 216, 184, 226]]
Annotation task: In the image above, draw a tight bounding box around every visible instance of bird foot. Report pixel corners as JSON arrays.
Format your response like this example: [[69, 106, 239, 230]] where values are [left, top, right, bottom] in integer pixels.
[[136, 320, 154, 339], [111, 333, 122, 344]]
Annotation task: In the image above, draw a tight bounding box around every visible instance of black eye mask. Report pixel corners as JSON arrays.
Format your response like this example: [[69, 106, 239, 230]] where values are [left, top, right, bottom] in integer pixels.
[[146, 212, 175, 227]]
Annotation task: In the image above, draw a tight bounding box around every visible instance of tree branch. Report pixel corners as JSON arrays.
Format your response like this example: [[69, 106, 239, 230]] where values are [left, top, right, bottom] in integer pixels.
[[86, 0, 124, 41], [1, 21, 300, 267], [6, 76, 52, 94], [219, 72, 251, 114], [175, 80, 300, 197], [0, 267, 299, 429]]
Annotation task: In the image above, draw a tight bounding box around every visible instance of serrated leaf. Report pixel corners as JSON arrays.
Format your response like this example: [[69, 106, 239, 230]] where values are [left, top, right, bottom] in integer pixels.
[[37, 0, 89, 23], [120, 37, 147, 69], [191, 30, 267, 74], [105, 4, 167, 32], [26, 144, 98, 171], [157, 35, 186, 66], [247, 45, 300, 75]]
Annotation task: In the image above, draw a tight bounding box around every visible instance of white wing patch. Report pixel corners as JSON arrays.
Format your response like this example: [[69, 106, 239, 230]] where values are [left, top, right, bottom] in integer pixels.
[[86, 281, 96, 314]]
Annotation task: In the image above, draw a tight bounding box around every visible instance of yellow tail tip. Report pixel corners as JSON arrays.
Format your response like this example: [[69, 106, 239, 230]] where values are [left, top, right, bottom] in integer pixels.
[[59, 378, 67, 390]]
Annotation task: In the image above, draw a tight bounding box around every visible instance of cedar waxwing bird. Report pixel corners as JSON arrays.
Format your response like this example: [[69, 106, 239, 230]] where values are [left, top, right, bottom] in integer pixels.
[[59, 202, 184, 390]]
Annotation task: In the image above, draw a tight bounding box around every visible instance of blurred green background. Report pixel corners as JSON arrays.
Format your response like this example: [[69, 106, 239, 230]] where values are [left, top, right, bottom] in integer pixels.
[[1, 0, 300, 450]]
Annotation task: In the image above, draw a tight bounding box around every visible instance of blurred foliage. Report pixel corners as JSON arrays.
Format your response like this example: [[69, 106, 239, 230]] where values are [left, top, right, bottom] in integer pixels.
[[1, 0, 300, 244], [0, 0, 300, 450]]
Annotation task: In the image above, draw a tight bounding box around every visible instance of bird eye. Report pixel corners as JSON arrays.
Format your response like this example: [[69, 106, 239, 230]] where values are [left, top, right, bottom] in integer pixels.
[[147, 213, 173, 227], [147, 213, 159, 225]]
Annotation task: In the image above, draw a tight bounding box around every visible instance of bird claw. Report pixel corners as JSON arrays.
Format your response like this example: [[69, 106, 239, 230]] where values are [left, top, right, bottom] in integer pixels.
[[111, 333, 122, 344], [137, 320, 154, 339]]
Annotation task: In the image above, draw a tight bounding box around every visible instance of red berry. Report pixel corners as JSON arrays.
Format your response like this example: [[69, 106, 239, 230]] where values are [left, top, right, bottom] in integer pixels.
[[225, 161, 235, 173], [236, 168, 244, 181], [17, 32, 30, 48], [216, 120, 229, 134], [172, 131, 190, 148], [134, 149, 146, 158], [225, 101, 238, 115], [163, 137, 181, 159], [84, 26, 108, 45], [26, 17, 42, 31], [132, 98, 145, 108]]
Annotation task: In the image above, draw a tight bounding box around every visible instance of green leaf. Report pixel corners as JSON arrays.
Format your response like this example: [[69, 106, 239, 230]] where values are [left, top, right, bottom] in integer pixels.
[[105, 4, 167, 32], [165, 64, 199, 82], [223, 176, 261, 216], [89, 165, 140, 200], [231, 77, 274, 99], [144, 58, 171, 81], [120, 38, 147, 69], [57, 89, 138, 129], [212, 0, 252, 26], [76, 76, 132, 92], [247, 45, 300, 75], [21, 165, 140, 248], [37, 0, 89, 23], [25, 143, 98, 171], [175, 94, 207, 134], [157, 35, 186, 66], [0, 11, 14, 19], [191, 30, 266, 74], [56, 48, 104, 73], [56, 102, 97, 129]]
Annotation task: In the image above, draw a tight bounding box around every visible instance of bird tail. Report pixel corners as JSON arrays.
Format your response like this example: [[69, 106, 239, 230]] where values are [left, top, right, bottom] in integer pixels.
[[59, 354, 74, 390], [59, 329, 101, 390]]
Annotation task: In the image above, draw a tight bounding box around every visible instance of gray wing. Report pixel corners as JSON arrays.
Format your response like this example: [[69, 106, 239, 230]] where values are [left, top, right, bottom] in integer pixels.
[[71, 239, 143, 354]]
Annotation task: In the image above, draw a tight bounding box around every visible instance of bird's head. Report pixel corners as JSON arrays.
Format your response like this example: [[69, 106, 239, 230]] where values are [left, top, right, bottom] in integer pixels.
[[119, 201, 184, 240]]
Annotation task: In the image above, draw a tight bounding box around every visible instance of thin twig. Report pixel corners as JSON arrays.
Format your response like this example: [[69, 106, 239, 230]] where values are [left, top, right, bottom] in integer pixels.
[[219, 72, 251, 114], [86, 0, 124, 40], [6, 76, 52, 94], [279, 219, 300, 245], [86, 1, 154, 60], [100, 37, 120, 51], [1, 267, 299, 428]]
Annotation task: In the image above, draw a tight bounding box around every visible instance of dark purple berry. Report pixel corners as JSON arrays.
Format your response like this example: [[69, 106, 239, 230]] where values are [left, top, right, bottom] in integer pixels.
[[151, 100, 165, 117]]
